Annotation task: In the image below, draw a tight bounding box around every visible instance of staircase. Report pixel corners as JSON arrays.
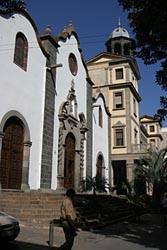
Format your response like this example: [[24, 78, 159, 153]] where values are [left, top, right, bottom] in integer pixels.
[[75, 194, 149, 230], [0, 191, 149, 230], [0, 190, 64, 226]]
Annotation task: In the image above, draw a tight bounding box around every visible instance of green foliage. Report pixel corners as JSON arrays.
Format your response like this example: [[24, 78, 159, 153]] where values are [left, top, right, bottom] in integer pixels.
[[133, 175, 146, 196], [134, 147, 167, 208], [0, 0, 12, 8], [0, 0, 25, 9], [135, 148, 167, 187], [118, 0, 167, 121], [80, 175, 111, 195]]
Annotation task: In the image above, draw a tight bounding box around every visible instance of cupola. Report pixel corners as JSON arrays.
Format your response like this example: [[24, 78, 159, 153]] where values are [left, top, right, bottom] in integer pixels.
[[110, 19, 130, 39], [105, 19, 133, 57]]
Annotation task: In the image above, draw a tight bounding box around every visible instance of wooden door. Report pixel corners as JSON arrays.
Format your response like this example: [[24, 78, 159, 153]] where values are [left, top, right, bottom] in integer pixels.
[[96, 154, 103, 179], [0, 117, 23, 189], [64, 133, 75, 189]]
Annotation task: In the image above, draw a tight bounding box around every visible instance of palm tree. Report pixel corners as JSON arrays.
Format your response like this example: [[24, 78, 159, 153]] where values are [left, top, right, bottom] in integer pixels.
[[134, 147, 167, 210], [80, 175, 111, 196]]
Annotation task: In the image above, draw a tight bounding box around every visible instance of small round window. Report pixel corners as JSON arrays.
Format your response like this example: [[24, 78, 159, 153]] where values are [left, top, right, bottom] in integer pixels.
[[68, 53, 78, 76]]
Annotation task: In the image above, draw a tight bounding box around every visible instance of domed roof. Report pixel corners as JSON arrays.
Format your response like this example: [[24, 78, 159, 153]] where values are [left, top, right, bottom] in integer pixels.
[[109, 20, 130, 39]]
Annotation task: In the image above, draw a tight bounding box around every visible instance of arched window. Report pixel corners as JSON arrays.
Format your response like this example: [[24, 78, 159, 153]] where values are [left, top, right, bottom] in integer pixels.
[[14, 32, 28, 71], [114, 43, 121, 54], [99, 106, 103, 127], [124, 43, 130, 55]]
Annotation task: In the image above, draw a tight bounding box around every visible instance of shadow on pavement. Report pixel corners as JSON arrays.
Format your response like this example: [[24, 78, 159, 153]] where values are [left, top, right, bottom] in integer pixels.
[[94, 213, 167, 250], [2, 240, 59, 250]]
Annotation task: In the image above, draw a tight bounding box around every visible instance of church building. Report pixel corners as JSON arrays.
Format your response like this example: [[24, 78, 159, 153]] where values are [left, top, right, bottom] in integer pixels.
[[0, 2, 111, 192], [0, 2, 164, 195]]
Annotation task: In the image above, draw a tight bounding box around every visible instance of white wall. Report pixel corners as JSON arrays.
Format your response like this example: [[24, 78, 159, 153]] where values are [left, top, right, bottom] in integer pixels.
[[0, 13, 47, 189], [51, 35, 88, 189], [92, 95, 109, 181]]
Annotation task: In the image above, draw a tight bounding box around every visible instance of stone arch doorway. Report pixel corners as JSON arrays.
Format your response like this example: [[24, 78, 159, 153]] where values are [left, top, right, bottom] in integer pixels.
[[96, 154, 103, 179], [0, 116, 24, 189], [64, 133, 76, 189]]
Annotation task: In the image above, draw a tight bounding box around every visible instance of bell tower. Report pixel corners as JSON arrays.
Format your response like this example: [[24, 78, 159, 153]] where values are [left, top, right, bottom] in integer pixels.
[[105, 19, 133, 57]]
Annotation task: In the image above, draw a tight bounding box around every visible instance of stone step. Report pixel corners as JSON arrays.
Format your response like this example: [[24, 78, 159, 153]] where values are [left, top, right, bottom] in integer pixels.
[[92, 214, 133, 230], [74, 194, 149, 231], [0, 191, 64, 226], [0, 191, 149, 230]]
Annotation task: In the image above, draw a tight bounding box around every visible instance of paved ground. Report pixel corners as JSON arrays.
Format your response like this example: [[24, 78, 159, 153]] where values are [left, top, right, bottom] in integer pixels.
[[3, 213, 167, 250]]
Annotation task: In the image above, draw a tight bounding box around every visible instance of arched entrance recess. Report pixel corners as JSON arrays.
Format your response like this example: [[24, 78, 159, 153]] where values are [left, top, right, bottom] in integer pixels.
[[0, 117, 24, 189], [64, 133, 75, 189], [96, 154, 103, 179]]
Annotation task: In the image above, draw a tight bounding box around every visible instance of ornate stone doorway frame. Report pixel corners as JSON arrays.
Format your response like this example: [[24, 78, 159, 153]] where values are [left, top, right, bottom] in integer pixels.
[[57, 81, 88, 191]]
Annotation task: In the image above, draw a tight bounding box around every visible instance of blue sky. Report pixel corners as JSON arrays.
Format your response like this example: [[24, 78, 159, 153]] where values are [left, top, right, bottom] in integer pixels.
[[25, 0, 166, 127]]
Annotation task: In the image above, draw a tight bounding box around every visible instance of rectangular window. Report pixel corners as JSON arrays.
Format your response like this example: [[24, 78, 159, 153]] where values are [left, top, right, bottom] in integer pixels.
[[149, 125, 155, 132], [134, 129, 138, 144], [133, 98, 137, 116], [115, 129, 124, 146], [150, 139, 156, 149], [114, 92, 123, 109], [115, 68, 123, 80], [150, 139, 155, 144], [99, 107, 103, 128]]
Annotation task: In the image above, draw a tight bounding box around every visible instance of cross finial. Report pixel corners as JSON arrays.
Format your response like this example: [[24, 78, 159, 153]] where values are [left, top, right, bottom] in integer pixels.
[[118, 18, 121, 27]]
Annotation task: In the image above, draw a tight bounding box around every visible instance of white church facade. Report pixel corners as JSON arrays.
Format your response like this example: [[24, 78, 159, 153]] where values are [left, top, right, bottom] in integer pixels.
[[0, 3, 111, 192], [0, 2, 165, 195]]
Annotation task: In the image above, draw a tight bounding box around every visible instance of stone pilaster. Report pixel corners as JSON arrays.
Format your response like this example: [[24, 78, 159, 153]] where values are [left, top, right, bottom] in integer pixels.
[[21, 141, 32, 190]]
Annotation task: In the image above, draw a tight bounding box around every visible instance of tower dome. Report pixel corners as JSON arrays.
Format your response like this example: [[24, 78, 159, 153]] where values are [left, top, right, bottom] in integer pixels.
[[105, 19, 133, 56], [109, 19, 130, 39]]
